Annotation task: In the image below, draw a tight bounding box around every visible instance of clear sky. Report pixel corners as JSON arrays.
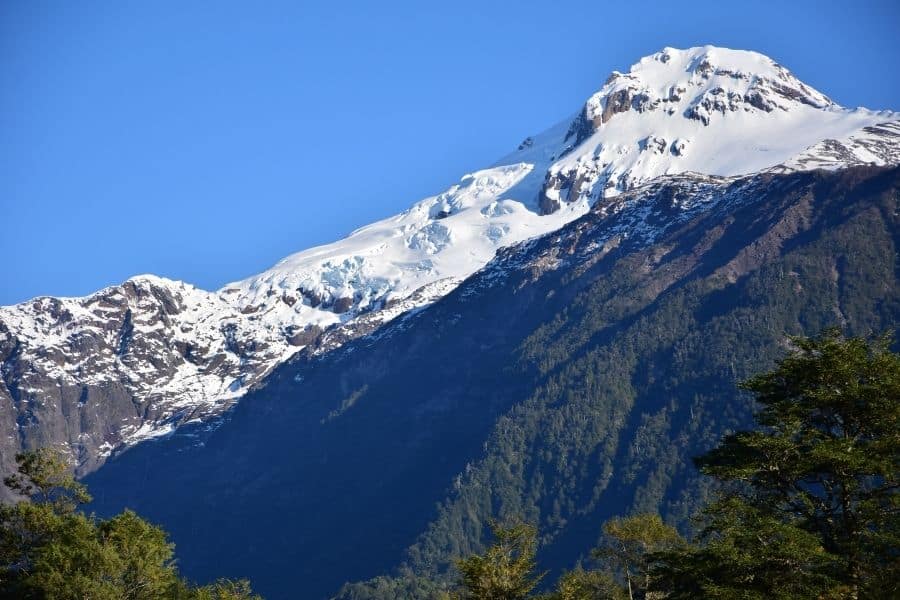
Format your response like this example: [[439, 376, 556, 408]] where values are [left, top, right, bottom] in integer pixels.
[[2, 0, 898, 305]]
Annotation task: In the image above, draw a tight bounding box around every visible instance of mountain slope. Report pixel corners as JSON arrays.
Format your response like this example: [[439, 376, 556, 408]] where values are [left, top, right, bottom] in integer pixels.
[[84, 165, 900, 599], [2, 45, 899, 482]]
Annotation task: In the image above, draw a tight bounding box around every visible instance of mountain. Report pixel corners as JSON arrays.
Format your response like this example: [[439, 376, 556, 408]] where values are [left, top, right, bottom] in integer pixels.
[[84, 164, 900, 599], [0, 43, 891, 596], [2, 46, 898, 486]]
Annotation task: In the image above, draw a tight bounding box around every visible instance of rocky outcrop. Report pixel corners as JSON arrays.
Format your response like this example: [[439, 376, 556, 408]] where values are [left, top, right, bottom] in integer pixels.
[[0, 277, 294, 481], [0, 271, 466, 483]]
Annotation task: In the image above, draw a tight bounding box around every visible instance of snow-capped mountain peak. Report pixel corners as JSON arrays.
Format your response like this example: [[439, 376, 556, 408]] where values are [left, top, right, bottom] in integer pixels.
[[613, 46, 830, 112], [529, 46, 895, 213], [2, 46, 898, 471], [579, 45, 835, 139], [231, 47, 898, 335]]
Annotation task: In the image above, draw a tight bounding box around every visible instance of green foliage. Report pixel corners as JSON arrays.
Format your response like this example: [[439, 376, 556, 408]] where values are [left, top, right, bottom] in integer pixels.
[[697, 330, 900, 595], [591, 514, 684, 600], [653, 330, 900, 599], [652, 498, 841, 599], [4, 449, 91, 514], [0, 449, 262, 599], [191, 579, 263, 600], [439, 330, 900, 600], [27, 511, 125, 600], [454, 522, 545, 600], [541, 568, 626, 600], [98, 510, 178, 598], [335, 572, 451, 600], [0, 449, 95, 597]]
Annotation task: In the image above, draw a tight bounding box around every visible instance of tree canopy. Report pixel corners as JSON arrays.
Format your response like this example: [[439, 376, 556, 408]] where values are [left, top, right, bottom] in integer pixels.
[[659, 329, 900, 599], [455, 522, 545, 600], [0, 449, 262, 599], [453, 330, 900, 600]]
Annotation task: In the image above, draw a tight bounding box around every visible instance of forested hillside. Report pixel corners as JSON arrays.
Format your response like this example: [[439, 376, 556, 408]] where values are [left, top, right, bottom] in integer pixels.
[[84, 166, 900, 599], [448, 330, 899, 600]]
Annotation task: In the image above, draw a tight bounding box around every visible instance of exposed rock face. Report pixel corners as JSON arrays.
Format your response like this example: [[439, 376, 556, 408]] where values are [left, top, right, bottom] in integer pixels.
[[332, 297, 355, 314], [0, 277, 287, 482], [565, 85, 637, 146], [285, 325, 322, 347]]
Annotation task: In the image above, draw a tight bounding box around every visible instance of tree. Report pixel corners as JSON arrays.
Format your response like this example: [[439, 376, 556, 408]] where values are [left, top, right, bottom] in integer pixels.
[[455, 521, 545, 600], [98, 510, 179, 598], [654, 329, 900, 599], [651, 498, 841, 600], [543, 567, 627, 600], [0, 448, 94, 597], [3, 448, 91, 514], [25, 511, 126, 600], [0, 448, 263, 599], [591, 514, 684, 600], [191, 578, 263, 600]]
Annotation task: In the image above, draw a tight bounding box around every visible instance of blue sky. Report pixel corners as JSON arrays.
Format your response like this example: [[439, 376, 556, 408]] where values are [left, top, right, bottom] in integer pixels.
[[2, 0, 898, 305]]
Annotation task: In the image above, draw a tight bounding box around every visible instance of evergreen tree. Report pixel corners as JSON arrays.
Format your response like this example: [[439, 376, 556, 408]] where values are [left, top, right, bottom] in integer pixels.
[[651, 497, 841, 599], [654, 329, 900, 599], [190, 578, 263, 600], [98, 510, 179, 598], [4, 448, 91, 513], [542, 567, 626, 600], [454, 522, 545, 600], [0, 448, 94, 597], [591, 514, 683, 600]]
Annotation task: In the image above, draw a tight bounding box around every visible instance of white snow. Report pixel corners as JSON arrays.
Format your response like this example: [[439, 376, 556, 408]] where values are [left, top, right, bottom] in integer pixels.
[[507, 46, 897, 205], [222, 162, 590, 335]]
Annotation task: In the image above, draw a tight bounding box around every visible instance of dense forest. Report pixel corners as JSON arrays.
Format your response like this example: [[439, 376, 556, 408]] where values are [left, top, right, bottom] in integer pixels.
[[448, 331, 899, 600], [2, 330, 897, 598]]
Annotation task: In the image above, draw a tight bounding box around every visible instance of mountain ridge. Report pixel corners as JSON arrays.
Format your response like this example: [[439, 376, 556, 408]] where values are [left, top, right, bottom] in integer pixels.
[[2, 46, 899, 480]]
